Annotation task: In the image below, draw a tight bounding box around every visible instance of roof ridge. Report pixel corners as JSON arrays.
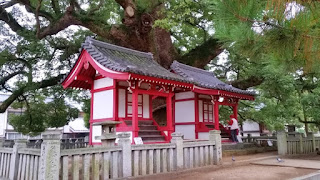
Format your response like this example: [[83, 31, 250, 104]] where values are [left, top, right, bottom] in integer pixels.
[[172, 60, 217, 76], [86, 37, 153, 59]]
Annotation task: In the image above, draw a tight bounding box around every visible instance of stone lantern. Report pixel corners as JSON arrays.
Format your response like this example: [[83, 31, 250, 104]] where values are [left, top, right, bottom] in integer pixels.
[[94, 121, 122, 147]]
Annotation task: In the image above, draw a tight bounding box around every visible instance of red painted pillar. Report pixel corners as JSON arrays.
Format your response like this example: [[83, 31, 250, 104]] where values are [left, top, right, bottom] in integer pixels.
[[166, 93, 174, 141], [233, 104, 238, 120], [194, 93, 199, 139], [132, 89, 139, 138], [214, 101, 220, 130]]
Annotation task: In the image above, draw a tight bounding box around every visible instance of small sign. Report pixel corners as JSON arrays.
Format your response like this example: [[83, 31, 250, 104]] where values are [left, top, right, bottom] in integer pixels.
[[134, 137, 143, 145], [267, 139, 273, 146]]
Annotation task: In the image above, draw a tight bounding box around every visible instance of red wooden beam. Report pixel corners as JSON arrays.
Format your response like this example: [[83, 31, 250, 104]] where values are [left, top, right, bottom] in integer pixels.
[[214, 102, 220, 130], [193, 87, 255, 100]]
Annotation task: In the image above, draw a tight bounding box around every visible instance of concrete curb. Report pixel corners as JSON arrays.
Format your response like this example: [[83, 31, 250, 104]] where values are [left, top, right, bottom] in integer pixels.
[[291, 171, 320, 180]]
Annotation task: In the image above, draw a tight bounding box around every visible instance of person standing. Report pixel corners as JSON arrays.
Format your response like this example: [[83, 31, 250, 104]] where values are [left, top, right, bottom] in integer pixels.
[[228, 115, 239, 143]]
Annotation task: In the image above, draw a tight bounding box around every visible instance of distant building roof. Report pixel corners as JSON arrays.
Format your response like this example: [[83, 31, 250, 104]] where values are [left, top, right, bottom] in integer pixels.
[[171, 61, 255, 96], [80, 37, 189, 83]]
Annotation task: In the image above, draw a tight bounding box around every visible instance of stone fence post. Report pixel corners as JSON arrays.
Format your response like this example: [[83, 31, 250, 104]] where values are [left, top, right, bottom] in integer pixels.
[[38, 130, 61, 180], [9, 139, 27, 180], [247, 134, 252, 143], [277, 131, 287, 155], [209, 130, 222, 165], [118, 133, 132, 178], [0, 137, 4, 147], [307, 132, 316, 152], [171, 132, 184, 170]]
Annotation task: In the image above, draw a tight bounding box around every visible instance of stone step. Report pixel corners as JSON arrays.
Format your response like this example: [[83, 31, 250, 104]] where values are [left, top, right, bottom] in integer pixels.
[[138, 125, 158, 130], [138, 130, 161, 136], [140, 135, 166, 142]]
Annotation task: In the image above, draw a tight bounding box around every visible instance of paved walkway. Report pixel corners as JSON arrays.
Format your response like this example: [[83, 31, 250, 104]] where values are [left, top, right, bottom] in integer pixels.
[[251, 158, 320, 170]]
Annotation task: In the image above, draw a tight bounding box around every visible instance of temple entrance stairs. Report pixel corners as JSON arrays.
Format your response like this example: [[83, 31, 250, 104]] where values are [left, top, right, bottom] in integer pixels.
[[124, 120, 166, 143]]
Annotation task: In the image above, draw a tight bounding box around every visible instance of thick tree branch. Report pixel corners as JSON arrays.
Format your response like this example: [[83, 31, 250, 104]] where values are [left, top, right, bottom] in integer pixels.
[[230, 76, 264, 90], [0, 74, 65, 113], [36, 5, 82, 39], [0, 6, 25, 32], [178, 38, 223, 68], [0, 71, 26, 87]]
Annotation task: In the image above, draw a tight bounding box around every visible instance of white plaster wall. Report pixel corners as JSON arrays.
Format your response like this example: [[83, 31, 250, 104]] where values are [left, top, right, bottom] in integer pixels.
[[118, 89, 126, 118], [93, 90, 114, 119], [175, 125, 195, 139], [198, 132, 209, 140], [0, 111, 7, 137], [92, 125, 101, 143], [143, 94, 149, 118], [175, 101, 195, 123], [175, 91, 194, 100], [94, 77, 113, 89], [242, 120, 260, 132], [198, 100, 203, 122]]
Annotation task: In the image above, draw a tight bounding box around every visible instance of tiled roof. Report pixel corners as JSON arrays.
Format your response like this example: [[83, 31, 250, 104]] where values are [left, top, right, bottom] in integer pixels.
[[81, 37, 189, 83], [170, 61, 255, 96]]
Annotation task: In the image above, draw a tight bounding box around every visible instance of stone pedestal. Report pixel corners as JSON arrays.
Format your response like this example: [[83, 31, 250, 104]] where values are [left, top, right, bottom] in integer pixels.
[[94, 121, 122, 147], [38, 130, 61, 180], [118, 133, 132, 177]]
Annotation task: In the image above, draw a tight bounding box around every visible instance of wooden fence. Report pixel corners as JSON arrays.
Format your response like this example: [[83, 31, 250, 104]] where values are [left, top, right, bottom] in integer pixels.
[[0, 130, 222, 180], [241, 135, 277, 146], [277, 131, 320, 155]]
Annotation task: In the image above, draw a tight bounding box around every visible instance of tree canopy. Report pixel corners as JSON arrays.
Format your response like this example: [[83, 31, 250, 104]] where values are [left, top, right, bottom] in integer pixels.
[[1, 0, 320, 135]]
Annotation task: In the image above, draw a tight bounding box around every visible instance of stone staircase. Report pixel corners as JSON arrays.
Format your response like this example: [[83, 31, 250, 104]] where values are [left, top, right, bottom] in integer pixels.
[[124, 120, 166, 142]]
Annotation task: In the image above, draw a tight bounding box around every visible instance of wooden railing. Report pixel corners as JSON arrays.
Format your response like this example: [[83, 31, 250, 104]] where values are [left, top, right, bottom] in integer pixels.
[[0, 148, 12, 179], [277, 131, 320, 155], [183, 141, 216, 168], [60, 146, 122, 179], [0, 130, 222, 180], [16, 148, 41, 180]]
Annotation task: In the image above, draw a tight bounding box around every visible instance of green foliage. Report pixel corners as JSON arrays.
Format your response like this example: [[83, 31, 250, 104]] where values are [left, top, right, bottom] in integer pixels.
[[9, 95, 79, 136], [82, 98, 91, 129]]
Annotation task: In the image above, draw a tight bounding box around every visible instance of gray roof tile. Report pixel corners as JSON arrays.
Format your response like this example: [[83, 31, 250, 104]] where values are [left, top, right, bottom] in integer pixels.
[[170, 61, 255, 96], [82, 37, 189, 83]]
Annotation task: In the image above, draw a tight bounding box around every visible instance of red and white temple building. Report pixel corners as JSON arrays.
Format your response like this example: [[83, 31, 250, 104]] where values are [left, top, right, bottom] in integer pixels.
[[62, 37, 255, 144]]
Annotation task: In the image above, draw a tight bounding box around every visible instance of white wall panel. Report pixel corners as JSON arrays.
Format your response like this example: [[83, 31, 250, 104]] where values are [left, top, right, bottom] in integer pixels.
[[118, 89, 126, 118], [175, 101, 195, 123], [175, 125, 195, 139], [92, 125, 102, 143], [242, 120, 260, 132], [175, 91, 194, 100], [143, 94, 149, 118], [198, 100, 203, 122], [0, 111, 7, 137], [93, 90, 114, 119], [94, 77, 113, 89], [198, 132, 209, 140]]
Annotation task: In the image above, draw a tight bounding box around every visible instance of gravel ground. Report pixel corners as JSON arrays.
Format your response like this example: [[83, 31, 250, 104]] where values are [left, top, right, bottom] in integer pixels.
[[130, 152, 318, 180]]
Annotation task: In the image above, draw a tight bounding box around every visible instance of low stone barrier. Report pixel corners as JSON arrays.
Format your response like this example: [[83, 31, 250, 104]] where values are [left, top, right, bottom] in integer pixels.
[[0, 130, 222, 179]]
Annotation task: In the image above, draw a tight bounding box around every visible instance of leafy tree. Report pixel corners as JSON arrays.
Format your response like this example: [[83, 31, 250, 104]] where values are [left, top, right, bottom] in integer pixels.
[[2, 0, 320, 134]]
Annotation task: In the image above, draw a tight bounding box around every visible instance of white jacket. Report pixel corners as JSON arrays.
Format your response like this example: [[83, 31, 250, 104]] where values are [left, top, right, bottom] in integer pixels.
[[230, 118, 239, 130]]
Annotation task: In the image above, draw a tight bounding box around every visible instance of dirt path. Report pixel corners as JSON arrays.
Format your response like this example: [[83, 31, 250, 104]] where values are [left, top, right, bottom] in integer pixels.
[[130, 152, 318, 180]]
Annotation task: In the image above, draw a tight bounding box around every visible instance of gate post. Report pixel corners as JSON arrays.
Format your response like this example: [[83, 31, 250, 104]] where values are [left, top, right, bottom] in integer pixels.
[[171, 132, 184, 170], [209, 130, 222, 165], [9, 139, 27, 180], [38, 130, 61, 180], [277, 131, 287, 155], [118, 132, 132, 178]]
